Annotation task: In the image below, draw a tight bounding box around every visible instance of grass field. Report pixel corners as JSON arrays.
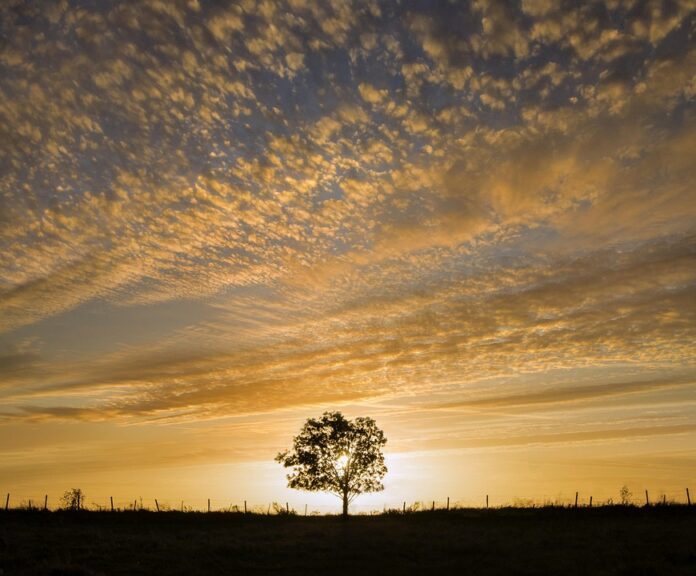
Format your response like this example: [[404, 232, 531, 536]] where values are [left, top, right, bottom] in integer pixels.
[[1, 506, 695, 575]]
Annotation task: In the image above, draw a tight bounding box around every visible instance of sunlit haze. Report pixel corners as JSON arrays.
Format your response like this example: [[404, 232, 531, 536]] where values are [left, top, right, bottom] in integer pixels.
[[1, 0, 695, 513]]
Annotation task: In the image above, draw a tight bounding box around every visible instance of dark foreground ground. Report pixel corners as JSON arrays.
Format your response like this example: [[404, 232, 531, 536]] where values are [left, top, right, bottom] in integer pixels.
[[1, 506, 695, 575]]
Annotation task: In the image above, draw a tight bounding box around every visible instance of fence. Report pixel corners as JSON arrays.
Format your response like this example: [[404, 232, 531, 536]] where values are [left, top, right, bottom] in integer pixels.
[[2, 487, 692, 514]]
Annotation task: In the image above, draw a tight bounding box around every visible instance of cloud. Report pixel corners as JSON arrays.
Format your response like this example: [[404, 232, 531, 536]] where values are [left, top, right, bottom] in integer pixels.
[[358, 83, 388, 105], [472, 0, 530, 59], [0, 339, 44, 388], [2, 231, 693, 425], [0, 0, 694, 443], [448, 423, 696, 450], [430, 376, 696, 410]]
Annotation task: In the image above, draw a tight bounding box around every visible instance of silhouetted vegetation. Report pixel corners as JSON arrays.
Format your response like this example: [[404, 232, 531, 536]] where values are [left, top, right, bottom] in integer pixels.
[[276, 411, 387, 517], [60, 488, 85, 511], [1, 506, 695, 575]]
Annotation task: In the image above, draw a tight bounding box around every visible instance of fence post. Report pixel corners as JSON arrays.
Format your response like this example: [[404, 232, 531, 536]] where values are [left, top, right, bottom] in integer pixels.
[[286, 502, 289, 514], [305, 504, 307, 516], [687, 488, 691, 506], [403, 501, 406, 513], [432, 500, 435, 511], [574, 492, 578, 508], [110, 497, 114, 512], [134, 499, 137, 510], [662, 495, 666, 505], [589, 496, 592, 508], [447, 496, 450, 511], [486, 495, 489, 509], [645, 490, 649, 506], [5, 493, 8, 511], [44, 495, 48, 511], [77, 493, 80, 511], [155, 499, 160, 512], [244, 500, 247, 514], [208, 499, 211, 513], [267, 503, 271, 515]]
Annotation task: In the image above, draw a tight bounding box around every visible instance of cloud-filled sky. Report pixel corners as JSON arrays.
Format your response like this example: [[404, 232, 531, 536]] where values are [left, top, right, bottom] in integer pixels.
[[1, 0, 695, 510]]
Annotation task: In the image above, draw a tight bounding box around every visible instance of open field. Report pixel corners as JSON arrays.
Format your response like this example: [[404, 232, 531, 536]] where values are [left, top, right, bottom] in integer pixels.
[[1, 506, 695, 575]]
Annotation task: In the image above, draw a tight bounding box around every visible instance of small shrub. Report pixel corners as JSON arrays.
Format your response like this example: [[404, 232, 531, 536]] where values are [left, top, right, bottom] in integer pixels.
[[271, 502, 295, 515], [60, 489, 85, 511]]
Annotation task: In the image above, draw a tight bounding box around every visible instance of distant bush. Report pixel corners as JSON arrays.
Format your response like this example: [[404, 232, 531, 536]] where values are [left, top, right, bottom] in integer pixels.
[[60, 488, 85, 511], [619, 485, 632, 505], [271, 502, 296, 515]]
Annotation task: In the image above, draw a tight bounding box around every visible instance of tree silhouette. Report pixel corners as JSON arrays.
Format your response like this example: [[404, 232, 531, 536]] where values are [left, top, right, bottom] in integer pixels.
[[275, 411, 387, 517], [61, 488, 85, 511]]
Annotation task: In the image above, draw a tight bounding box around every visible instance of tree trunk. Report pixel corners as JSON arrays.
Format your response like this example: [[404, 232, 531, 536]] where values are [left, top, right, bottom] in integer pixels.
[[342, 492, 349, 518]]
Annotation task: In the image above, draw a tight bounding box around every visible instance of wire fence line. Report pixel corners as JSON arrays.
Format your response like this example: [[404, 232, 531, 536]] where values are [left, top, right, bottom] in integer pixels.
[[2, 488, 692, 514]]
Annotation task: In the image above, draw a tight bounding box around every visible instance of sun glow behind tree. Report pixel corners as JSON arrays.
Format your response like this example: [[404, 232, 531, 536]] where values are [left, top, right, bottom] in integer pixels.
[[276, 412, 387, 517]]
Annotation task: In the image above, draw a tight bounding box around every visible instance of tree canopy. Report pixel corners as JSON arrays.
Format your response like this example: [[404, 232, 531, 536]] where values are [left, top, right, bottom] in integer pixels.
[[275, 411, 387, 517]]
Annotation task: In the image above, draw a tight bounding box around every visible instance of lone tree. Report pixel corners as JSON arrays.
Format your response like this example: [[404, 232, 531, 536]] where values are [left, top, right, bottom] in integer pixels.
[[275, 411, 387, 517]]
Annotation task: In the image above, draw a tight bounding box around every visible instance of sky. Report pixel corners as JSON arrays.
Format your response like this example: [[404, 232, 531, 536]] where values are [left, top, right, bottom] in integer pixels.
[[1, 0, 695, 513]]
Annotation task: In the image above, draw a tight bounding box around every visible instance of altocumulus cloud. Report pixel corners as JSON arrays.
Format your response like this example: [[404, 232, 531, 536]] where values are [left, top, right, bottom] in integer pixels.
[[0, 0, 694, 433]]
